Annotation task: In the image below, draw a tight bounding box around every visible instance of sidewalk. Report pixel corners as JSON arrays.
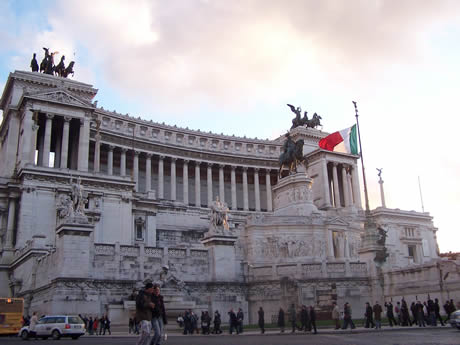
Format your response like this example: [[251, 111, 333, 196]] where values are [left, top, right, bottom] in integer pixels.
[[84, 324, 453, 338]]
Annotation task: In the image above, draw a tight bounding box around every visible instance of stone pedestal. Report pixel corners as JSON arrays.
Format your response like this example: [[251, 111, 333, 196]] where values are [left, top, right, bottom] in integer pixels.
[[55, 221, 94, 278], [201, 234, 237, 282], [272, 172, 318, 216]]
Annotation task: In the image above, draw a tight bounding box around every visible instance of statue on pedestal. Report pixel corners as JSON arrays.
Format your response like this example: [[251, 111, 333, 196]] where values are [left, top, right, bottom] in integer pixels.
[[209, 196, 229, 232], [56, 176, 88, 223], [278, 132, 306, 178]]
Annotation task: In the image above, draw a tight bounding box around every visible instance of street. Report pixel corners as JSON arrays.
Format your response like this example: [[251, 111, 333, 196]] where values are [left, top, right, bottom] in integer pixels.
[[1, 328, 459, 345]]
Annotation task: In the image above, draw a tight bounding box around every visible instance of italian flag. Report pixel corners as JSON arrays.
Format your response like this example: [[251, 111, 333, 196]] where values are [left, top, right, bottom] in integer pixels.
[[319, 125, 358, 155]]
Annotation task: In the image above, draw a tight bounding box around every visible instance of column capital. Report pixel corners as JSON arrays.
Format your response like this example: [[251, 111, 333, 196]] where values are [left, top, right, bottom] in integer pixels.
[[254, 167, 260, 173], [265, 168, 272, 174], [134, 150, 140, 156], [108, 145, 115, 151], [63, 116, 72, 122], [242, 166, 248, 172], [159, 155, 165, 160], [146, 152, 153, 158], [195, 160, 201, 166], [45, 113, 54, 120], [79, 118, 86, 126], [121, 147, 129, 153], [183, 159, 189, 164], [230, 165, 237, 171], [332, 162, 339, 167], [219, 164, 225, 169], [171, 157, 177, 162], [207, 162, 214, 168]]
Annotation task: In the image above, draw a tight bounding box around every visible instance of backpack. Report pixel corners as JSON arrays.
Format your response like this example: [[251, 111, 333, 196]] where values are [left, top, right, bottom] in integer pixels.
[[136, 291, 145, 309]]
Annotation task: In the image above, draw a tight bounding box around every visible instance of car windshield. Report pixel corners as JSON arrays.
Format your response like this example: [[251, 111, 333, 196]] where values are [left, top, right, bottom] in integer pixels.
[[68, 316, 84, 324]]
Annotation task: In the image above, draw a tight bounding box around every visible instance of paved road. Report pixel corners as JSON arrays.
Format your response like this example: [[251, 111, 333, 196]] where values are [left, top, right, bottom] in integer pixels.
[[2, 328, 459, 345]]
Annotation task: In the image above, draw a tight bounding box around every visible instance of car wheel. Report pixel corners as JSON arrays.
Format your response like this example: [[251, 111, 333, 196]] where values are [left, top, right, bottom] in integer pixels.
[[52, 330, 61, 340], [71, 335, 80, 340], [20, 330, 28, 340]]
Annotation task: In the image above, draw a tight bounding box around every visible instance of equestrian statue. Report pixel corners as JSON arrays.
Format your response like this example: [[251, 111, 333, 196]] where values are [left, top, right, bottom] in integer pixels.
[[278, 132, 307, 178], [31, 47, 75, 78], [287, 104, 322, 129]]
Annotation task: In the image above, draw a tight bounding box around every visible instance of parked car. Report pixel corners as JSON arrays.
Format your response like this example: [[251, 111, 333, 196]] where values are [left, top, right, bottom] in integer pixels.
[[449, 310, 460, 330], [19, 315, 85, 340]]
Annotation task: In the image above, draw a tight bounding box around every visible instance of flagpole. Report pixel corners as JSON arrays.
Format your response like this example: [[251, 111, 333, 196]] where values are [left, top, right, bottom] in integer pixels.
[[352, 101, 370, 213]]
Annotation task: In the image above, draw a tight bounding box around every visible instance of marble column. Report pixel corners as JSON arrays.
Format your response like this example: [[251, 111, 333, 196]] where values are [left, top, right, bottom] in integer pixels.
[[158, 155, 164, 199], [20, 109, 35, 166], [379, 177, 386, 208], [94, 133, 101, 173], [4, 198, 17, 249], [170, 158, 177, 201], [327, 230, 335, 258], [60, 116, 71, 169], [77, 117, 90, 172], [347, 172, 354, 205], [230, 166, 237, 210], [321, 158, 331, 207], [219, 164, 225, 202], [265, 169, 273, 212], [120, 148, 127, 176], [242, 167, 249, 211], [30, 118, 39, 165], [145, 153, 152, 191], [183, 160, 189, 204], [195, 161, 201, 207], [351, 165, 362, 208], [341, 165, 350, 207], [254, 168, 261, 211], [332, 163, 340, 208], [207, 163, 213, 206], [107, 145, 114, 175], [133, 151, 139, 192], [42, 114, 54, 167]]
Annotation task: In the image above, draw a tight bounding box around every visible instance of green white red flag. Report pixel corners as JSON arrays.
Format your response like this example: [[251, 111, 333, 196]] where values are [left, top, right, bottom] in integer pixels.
[[318, 124, 358, 155]]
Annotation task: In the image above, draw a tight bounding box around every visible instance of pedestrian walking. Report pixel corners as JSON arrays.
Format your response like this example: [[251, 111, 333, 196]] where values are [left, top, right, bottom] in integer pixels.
[[103, 315, 111, 335], [213, 310, 222, 334], [309, 305, 317, 334], [228, 309, 238, 334], [385, 302, 397, 327], [365, 302, 375, 328], [150, 284, 167, 345], [29, 312, 38, 340], [258, 307, 265, 334], [93, 317, 99, 336], [300, 305, 308, 331], [288, 304, 297, 333], [434, 298, 444, 326], [342, 302, 356, 329], [88, 317, 94, 335], [415, 301, 426, 327], [395, 302, 402, 325], [237, 308, 244, 334], [277, 308, 285, 333], [332, 302, 341, 329], [135, 282, 155, 345], [373, 302, 383, 329]]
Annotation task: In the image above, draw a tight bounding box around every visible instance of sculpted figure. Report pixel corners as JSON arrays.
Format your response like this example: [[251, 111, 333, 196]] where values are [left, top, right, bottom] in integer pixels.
[[71, 176, 87, 216], [30, 53, 39, 72], [55, 55, 66, 77], [210, 196, 229, 231], [278, 133, 306, 178]]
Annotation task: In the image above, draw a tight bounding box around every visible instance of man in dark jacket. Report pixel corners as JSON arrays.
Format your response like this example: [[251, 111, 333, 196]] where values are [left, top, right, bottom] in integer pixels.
[[213, 310, 222, 334], [373, 302, 383, 329], [228, 309, 238, 334], [309, 306, 317, 334], [434, 298, 444, 326], [150, 284, 167, 345], [385, 302, 397, 327], [365, 302, 375, 328], [288, 304, 297, 333], [135, 282, 155, 345], [258, 307, 265, 334], [342, 302, 355, 329], [300, 305, 308, 331], [278, 308, 285, 333], [237, 308, 244, 334]]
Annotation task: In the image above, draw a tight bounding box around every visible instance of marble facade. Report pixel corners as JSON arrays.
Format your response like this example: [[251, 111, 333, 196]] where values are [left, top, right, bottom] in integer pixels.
[[0, 71, 457, 324]]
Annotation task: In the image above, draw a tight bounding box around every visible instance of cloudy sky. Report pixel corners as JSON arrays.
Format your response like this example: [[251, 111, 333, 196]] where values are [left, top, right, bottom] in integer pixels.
[[1, 0, 459, 252]]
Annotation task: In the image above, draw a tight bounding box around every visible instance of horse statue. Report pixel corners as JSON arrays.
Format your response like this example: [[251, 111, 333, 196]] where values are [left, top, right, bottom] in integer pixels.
[[278, 134, 306, 178], [304, 113, 322, 128], [54, 56, 66, 77], [62, 61, 75, 78]]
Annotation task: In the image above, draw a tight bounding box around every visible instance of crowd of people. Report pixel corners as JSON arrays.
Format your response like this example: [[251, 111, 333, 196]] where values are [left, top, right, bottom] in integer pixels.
[[331, 298, 457, 330], [78, 314, 112, 335]]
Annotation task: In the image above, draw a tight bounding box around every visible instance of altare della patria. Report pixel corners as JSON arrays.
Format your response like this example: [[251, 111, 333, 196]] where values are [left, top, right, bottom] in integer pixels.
[[0, 49, 458, 324]]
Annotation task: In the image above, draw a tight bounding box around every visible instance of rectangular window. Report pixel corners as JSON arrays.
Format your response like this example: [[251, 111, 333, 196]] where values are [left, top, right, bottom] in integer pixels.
[[136, 224, 143, 240], [408, 245, 416, 259]]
